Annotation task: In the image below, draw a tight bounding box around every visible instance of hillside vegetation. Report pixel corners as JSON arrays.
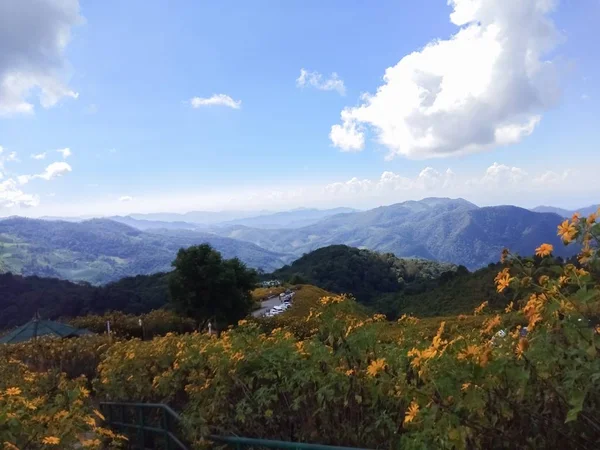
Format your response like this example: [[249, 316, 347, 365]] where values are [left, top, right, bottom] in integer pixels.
[[272, 245, 456, 303], [0, 217, 287, 284], [214, 198, 578, 269]]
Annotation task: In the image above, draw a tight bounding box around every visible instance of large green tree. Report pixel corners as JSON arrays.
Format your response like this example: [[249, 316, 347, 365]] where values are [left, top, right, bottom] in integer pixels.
[[168, 244, 257, 329]]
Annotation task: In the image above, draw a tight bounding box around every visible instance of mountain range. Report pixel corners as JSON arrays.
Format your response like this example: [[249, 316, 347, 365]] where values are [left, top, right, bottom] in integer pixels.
[[0, 198, 586, 284], [530, 204, 599, 218], [0, 217, 287, 284], [210, 198, 578, 269]]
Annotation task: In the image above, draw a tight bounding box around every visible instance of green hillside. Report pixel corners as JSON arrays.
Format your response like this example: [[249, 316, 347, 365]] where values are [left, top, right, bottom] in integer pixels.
[[271, 245, 456, 303], [0, 217, 288, 284]]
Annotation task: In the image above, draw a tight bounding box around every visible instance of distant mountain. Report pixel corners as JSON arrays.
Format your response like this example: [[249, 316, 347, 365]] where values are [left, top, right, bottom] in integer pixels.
[[216, 207, 358, 229], [211, 197, 578, 269], [109, 216, 201, 231], [0, 217, 289, 284], [531, 204, 599, 218], [129, 210, 271, 224], [271, 245, 456, 303]]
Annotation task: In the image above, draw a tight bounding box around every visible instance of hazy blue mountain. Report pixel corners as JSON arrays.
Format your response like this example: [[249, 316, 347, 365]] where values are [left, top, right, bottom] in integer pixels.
[[0, 217, 289, 284], [109, 216, 201, 231], [211, 198, 577, 269], [215, 207, 358, 229], [531, 204, 599, 218], [129, 210, 271, 224]]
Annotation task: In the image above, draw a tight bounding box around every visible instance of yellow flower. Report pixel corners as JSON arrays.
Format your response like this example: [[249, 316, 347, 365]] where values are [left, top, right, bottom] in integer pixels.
[[572, 212, 581, 223], [237, 319, 248, 326], [538, 275, 550, 285], [366, 358, 387, 377], [372, 313, 387, 322], [5, 387, 21, 396], [404, 401, 420, 423], [587, 213, 597, 224], [3, 443, 20, 450], [79, 387, 90, 398], [345, 369, 355, 376], [516, 338, 529, 359], [295, 341, 309, 356], [41, 437, 60, 446], [558, 275, 569, 286], [474, 301, 489, 315], [461, 383, 471, 391], [93, 409, 105, 421], [495, 268, 514, 293], [81, 439, 102, 448], [557, 220, 577, 243], [481, 315, 502, 335], [535, 243, 553, 257], [504, 301, 514, 313]]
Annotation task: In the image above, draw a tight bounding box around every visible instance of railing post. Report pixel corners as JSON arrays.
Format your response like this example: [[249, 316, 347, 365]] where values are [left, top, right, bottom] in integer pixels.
[[163, 407, 171, 450], [137, 406, 145, 449]]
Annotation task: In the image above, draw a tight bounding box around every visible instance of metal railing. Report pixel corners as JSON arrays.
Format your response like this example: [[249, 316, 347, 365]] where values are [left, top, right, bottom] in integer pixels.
[[100, 401, 371, 450]]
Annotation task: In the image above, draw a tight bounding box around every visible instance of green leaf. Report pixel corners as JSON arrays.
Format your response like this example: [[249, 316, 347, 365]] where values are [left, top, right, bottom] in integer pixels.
[[565, 390, 585, 423]]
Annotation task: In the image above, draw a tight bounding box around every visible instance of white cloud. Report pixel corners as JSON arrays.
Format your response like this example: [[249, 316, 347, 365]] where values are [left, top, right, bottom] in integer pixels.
[[31, 152, 47, 160], [119, 196, 133, 202], [532, 169, 571, 185], [0, 179, 39, 208], [57, 147, 72, 158], [108, 148, 117, 154], [581, 94, 590, 101], [6, 151, 18, 162], [330, 0, 561, 158], [479, 162, 528, 186], [189, 94, 241, 109], [0, 0, 82, 116], [18, 161, 72, 184], [39, 162, 71, 180], [296, 69, 346, 95]]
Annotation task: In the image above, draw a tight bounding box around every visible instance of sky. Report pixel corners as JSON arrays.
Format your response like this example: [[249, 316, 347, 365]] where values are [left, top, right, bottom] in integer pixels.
[[0, 0, 598, 217]]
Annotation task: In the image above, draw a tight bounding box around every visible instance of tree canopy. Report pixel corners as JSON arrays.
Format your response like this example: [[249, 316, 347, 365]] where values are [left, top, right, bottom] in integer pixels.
[[168, 244, 257, 329]]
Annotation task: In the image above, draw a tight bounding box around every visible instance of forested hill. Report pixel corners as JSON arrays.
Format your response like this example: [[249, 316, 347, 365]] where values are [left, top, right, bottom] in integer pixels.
[[211, 198, 578, 269], [0, 272, 169, 329], [0, 217, 288, 284], [271, 245, 457, 303]]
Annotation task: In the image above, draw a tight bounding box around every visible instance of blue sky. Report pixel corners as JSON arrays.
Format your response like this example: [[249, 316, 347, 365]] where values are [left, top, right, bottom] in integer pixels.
[[0, 0, 598, 217]]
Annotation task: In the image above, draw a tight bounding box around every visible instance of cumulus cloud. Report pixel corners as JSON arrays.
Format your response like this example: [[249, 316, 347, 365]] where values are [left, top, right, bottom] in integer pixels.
[[325, 162, 578, 202], [18, 161, 72, 184], [31, 152, 47, 160], [0, 179, 39, 208], [296, 69, 346, 95], [57, 147, 72, 158], [0, 0, 82, 116], [119, 196, 133, 202], [479, 162, 528, 185], [189, 94, 241, 109], [6, 151, 18, 162], [330, 0, 561, 158]]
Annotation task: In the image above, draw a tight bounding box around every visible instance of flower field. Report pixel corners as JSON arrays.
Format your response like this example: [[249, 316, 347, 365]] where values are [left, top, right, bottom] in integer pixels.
[[2, 209, 600, 449]]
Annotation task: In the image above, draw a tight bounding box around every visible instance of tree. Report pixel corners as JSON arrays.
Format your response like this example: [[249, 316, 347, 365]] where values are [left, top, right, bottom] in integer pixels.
[[168, 244, 258, 330]]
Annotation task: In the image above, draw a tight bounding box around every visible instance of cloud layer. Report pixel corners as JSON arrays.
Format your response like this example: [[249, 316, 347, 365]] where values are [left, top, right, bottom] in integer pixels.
[[330, 0, 561, 158], [0, 0, 82, 116], [189, 94, 241, 109], [296, 69, 346, 95]]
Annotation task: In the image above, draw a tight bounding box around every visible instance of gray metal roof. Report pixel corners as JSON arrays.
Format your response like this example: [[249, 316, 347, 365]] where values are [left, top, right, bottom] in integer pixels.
[[0, 318, 92, 344]]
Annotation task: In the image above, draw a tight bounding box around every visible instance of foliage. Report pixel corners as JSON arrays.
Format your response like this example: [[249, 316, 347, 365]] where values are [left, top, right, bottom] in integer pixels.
[[272, 245, 456, 304], [0, 357, 125, 449], [374, 263, 510, 318], [169, 244, 258, 329], [0, 335, 113, 380], [0, 272, 169, 330], [69, 310, 196, 339]]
